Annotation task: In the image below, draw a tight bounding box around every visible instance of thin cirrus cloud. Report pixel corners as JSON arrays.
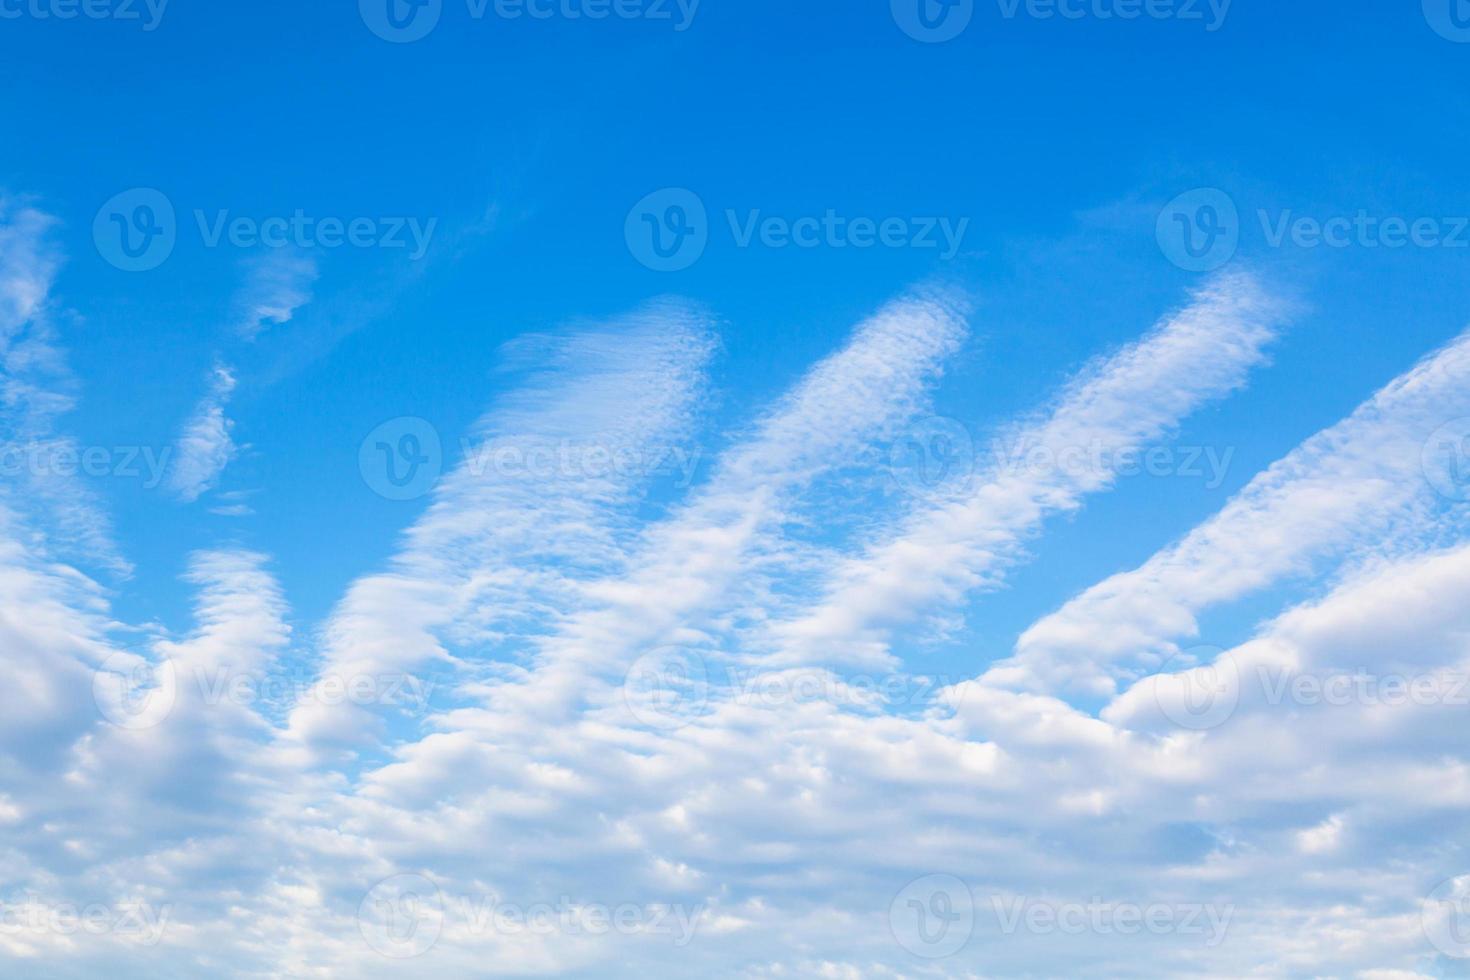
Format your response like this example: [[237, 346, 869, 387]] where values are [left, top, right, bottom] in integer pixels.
[[993, 325, 1470, 697], [166, 363, 238, 503], [9, 195, 1470, 977]]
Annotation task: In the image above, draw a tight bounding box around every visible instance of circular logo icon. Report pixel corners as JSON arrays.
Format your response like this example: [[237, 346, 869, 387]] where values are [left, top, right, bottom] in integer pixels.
[[1151, 645, 1239, 731], [93, 188, 176, 273], [625, 188, 708, 272], [359, 873, 444, 958], [359, 417, 442, 501], [888, 416, 975, 499], [889, 873, 974, 958], [1423, 418, 1470, 502], [1156, 188, 1240, 272], [93, 651, 177, 730], [1424, 875, 1470, 958], [623, 647, 711, 731], [360, 0, 442, 42], [1424, 0, 1470, 42], [891, 0, 974, 42]]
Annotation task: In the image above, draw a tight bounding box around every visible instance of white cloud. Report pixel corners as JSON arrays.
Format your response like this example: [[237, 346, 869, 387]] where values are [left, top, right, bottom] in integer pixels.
[[166, 364, 238, 503]]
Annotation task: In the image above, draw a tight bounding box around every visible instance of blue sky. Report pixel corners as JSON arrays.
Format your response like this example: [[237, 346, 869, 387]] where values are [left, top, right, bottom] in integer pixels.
[[4, 0, 1470, 976]]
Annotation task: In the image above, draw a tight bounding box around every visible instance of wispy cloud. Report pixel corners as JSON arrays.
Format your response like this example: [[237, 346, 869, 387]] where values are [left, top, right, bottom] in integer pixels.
[[767, 271, 1288, 670], [232, 251, 318, 340], [167, 364, 238, 503], [996, 325, 1470, 696]]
